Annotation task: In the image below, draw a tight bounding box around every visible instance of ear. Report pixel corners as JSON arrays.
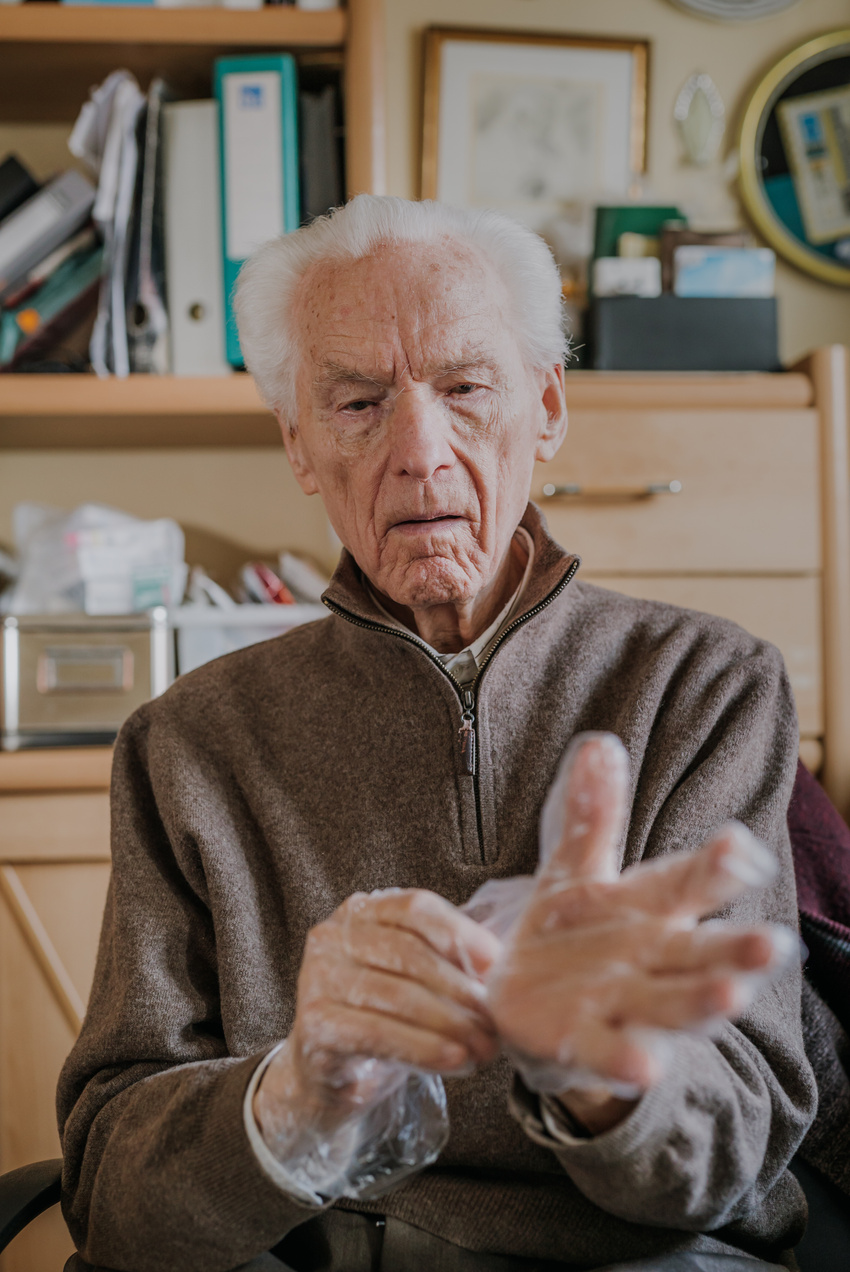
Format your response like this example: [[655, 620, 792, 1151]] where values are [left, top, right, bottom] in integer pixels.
[[534, 363, 568, 463], [276, 410, 320, 496]]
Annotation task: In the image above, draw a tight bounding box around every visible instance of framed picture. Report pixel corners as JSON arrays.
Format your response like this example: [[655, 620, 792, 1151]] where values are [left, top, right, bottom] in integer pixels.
[[422, 27, 649, 233]]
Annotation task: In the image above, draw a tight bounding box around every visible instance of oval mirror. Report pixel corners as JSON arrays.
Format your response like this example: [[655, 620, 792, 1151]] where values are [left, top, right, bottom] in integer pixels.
[[739, 29, 850, 287]]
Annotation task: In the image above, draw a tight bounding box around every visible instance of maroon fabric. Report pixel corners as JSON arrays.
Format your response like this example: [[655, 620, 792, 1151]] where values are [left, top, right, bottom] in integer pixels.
[[788, 761, 850, 1035]]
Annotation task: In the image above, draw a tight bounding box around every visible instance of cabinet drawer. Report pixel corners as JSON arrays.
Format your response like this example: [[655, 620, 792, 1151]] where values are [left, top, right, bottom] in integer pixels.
[[581, 574, 822, 736], [534, 410, 819, 573], [0, 792, 110, 862]]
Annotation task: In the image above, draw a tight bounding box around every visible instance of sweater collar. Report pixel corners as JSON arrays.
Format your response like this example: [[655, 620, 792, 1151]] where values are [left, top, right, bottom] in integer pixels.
[[321, 502, 580, 631]]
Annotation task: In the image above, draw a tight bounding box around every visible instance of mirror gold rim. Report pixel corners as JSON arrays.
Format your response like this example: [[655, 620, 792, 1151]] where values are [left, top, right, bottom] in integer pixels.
[[738, 27, 850, 288]]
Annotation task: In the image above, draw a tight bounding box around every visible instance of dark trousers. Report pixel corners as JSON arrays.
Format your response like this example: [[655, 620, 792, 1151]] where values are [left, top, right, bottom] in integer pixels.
[[66, 1212, 792, 1272], [268, 1210, 789, 1272]]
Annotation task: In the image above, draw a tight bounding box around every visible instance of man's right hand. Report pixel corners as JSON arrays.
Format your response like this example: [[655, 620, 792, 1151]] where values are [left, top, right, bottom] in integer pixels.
[[254, 888, 500, 1146]]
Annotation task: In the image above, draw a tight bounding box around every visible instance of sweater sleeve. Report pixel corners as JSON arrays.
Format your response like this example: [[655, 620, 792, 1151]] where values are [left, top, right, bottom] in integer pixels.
[[57, 712, 320, 1272], [511, 636, 817, 1239]]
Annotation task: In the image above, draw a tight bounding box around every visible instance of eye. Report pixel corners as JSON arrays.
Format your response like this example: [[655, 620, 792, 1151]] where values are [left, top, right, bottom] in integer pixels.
[[450, 383, 478, 396], [342, 399, 377, 413]]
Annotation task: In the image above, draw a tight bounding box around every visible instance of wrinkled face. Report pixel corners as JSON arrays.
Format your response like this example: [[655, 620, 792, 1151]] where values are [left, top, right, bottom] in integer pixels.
[[280, 240, 566, 610]]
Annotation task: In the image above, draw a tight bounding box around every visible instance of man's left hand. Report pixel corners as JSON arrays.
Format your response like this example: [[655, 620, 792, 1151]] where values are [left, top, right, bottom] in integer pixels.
[[486, 735, 794, 1134]]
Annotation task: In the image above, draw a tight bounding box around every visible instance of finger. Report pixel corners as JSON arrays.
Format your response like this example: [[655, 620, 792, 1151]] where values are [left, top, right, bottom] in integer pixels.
[[535, 734, 628, 895], [341, 923, 493, 1018], [616, 823, 778, 921], [534, 823, 777, 931], [516, 917, 791, 978], [605, 969, 749, 1030], [308, 1001, 475, 1075], [342, 888, 501, 977], [322, 964, 498, 1065], [650, 922, 796, 976]]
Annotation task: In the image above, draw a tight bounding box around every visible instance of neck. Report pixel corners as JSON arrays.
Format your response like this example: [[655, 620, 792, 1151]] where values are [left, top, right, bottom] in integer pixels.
[[377, 532, 528, 653]]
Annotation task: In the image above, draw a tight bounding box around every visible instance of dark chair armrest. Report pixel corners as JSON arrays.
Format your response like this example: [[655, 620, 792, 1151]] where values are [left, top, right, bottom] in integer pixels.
[[790, 1155, 850, 1272], [0, 1158, 62, 1253]]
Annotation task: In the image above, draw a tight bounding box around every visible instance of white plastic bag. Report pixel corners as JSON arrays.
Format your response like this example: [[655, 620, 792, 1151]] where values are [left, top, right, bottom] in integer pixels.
[[3, 503, 187, 616]]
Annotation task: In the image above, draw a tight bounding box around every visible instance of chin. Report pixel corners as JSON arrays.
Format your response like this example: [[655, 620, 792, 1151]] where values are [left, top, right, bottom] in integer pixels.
[[383, 557, 478, 610]]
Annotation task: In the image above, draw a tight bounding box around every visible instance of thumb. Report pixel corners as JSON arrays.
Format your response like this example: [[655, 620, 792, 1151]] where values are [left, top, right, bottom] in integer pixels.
[[537, 733, 629, 889]]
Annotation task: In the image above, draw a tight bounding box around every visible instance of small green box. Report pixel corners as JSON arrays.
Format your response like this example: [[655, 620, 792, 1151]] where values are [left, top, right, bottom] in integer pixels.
[[592, 206, 684, 261]]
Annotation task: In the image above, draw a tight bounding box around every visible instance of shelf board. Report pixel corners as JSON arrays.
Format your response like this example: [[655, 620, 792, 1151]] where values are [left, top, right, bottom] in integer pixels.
[[0, 4, 346, 122], [0, 374, 281, 446], [0, 6, 346, 47], [0, 370, 815, 449], [562, 370, 813, 410], [0, 745, 112, 792]]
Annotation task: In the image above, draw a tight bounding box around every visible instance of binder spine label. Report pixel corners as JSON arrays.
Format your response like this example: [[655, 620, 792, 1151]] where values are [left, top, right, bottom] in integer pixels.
[[223, 72, 285, 261]]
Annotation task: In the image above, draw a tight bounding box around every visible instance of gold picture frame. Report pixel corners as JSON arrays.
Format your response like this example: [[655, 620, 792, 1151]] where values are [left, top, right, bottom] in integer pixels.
[[422, 27, 649, 212], [739, 28, 850, 288]]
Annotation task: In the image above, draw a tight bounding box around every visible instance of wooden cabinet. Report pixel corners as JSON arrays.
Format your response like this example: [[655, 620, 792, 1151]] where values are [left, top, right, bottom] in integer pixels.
[[533, 408, 820, 573], [532, 352, 850, 795], [0, 751, 111, 1272], [1, 358, 849, 1270]]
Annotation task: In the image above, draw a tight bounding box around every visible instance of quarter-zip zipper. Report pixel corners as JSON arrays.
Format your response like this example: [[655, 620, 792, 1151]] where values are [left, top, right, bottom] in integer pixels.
[[322, 555, 580, 860]]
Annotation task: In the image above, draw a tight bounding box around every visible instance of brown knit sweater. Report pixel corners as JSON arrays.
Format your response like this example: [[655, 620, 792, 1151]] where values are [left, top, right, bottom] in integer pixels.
[[57, 504, 817, 1272]]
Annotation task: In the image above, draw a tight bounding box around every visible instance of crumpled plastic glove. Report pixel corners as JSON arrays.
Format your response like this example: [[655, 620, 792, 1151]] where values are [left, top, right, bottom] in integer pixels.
[[253, 888, 499, 1201], [465, 732, 798, 1099], [256, 1046, 449, 1202]]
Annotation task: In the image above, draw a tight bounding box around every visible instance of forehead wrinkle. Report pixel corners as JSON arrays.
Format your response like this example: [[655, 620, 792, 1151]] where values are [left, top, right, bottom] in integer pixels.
[[303, 256, 513, 392]]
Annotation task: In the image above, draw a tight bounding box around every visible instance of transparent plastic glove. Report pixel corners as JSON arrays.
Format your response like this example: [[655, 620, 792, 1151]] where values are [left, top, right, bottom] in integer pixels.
[[253, 888, 500, 1201], [467, 733, 797, 1100]]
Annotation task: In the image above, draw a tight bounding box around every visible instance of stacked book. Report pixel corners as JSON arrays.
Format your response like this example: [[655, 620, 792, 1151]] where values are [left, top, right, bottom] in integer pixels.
[[0, 53, 343, 377], [0, 157, 101, 372]]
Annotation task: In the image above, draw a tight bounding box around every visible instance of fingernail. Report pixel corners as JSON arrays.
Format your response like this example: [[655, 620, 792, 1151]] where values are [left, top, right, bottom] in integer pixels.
[[767, 925, 799, 969], [728, 974, 762, 1015], [631, 1028, 676, 1074], [442, 1044, 469, 1069], [720, 825, 777, 886]]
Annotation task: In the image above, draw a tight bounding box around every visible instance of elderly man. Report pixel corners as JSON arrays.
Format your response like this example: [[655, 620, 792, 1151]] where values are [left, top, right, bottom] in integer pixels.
[[59, 197, 815, 1272]]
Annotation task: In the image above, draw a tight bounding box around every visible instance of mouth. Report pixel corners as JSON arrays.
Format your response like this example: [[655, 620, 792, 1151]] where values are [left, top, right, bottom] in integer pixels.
[[390, 513, 466, 534]]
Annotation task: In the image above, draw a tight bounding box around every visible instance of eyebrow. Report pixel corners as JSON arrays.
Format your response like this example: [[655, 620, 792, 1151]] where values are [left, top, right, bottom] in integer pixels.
[[313, 355, 500, 392], [313, 363, 390, 391]]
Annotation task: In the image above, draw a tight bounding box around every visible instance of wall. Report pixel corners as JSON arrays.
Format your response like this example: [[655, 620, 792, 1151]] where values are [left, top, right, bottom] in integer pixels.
[[383, 0, 850, 364]]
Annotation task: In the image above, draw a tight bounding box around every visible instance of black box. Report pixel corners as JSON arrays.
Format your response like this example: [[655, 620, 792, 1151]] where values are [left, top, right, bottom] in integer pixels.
[[589, 296, 780, 372]]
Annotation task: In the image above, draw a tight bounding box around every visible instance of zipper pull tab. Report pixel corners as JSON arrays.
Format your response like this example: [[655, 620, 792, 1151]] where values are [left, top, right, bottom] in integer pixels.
[[458, 689, 477, 777]]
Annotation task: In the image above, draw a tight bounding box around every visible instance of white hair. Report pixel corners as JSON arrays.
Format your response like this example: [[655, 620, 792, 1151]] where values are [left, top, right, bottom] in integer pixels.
[[235, 195, 568, 422]]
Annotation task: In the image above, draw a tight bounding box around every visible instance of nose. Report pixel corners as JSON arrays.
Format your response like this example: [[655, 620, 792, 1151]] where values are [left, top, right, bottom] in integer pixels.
[[387, 384, 456, 482]]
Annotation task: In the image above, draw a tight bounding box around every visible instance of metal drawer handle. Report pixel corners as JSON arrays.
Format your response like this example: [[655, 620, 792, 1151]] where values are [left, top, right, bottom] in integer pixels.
[[37, 646, 134, 694], [542, 480, 683, 502]]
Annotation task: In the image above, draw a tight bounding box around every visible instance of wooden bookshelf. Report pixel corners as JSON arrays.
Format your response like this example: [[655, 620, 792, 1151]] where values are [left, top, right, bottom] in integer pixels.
[[0, 0, 386, 433], [0, 5, 348, 122], [0, 0, 383, 207]]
